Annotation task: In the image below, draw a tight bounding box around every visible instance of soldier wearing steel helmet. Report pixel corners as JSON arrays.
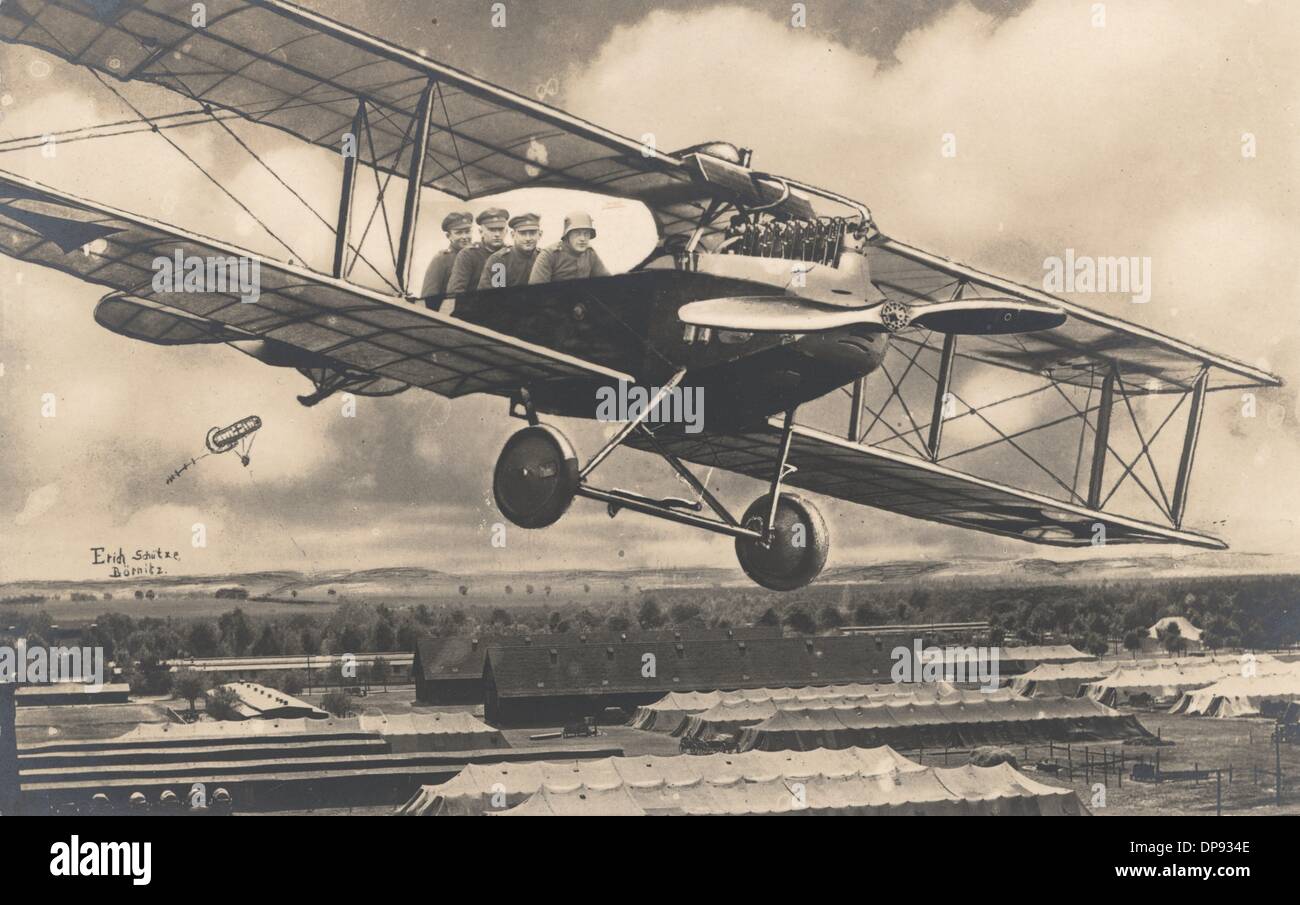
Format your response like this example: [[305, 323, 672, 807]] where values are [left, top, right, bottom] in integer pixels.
[[529, 211, 610, 285], [420, 210, 473, 298], [446, 207, 510, 294]]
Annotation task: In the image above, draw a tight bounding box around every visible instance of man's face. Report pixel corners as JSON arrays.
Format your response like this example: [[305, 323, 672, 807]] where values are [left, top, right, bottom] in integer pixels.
[[447, 226, 472, 251], [513, 227, 542, 253], [565, 228, 595, 252], [480, 221, 507, 251]]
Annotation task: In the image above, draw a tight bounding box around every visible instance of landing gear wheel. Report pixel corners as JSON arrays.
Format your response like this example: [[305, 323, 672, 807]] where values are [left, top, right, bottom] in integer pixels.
[[735, 493, 829, 591], [493, 425, 580, 529]]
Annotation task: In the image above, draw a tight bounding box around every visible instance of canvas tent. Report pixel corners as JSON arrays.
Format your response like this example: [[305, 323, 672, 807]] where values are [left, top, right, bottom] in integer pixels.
[[1081, 656, 1281, 707], [397, 746, 1086, 816], [679, 686, 1010, 741], [1170, 667, 1300, 718], [1145, 617, 1204, 653], [491, 783, 652, 816], [489, 764, 1086, 816], [630, 682, 958, 734], [1010, 662, 1112, 698], [736, 696, 1150, 752], [629, 691, 727, 732], [679, 698, 781, 740], [997, 646, 1093, 671]]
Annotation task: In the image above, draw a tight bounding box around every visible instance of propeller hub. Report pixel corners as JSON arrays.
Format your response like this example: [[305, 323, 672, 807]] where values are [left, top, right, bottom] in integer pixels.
[[880, 301, 911, 333]]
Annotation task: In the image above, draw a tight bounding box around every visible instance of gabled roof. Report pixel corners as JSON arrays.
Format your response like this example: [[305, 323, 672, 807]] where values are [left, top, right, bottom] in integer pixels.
[[484, 635, 896, 699], [415, 626, 781, 683]]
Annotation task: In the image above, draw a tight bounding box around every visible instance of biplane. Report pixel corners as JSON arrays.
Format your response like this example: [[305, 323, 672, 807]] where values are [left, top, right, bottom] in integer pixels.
[[0, 1, 1282, 590]]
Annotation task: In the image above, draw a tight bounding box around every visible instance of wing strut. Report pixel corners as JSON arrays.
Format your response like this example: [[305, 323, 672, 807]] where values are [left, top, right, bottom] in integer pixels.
[[333, 100, 365, 279], [847, 378, 865, 442], [1170, 366, 1210, 527], [1086, 366, 1118, 509], [396, 79, 437, 295], [926, 333, 958, 461]]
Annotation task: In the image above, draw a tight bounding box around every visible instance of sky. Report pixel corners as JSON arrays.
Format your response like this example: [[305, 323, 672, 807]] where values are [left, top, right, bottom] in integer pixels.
[[0, 0, 1297, 583]]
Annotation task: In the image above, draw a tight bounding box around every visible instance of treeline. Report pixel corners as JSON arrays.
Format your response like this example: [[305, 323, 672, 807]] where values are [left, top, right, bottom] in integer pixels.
[[636, 574, 1300, 653], [2, 574, 1295, 686]]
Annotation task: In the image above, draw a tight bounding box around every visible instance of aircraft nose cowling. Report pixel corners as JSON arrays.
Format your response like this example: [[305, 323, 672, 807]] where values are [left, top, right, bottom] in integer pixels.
[[794, 329, 887, 372]]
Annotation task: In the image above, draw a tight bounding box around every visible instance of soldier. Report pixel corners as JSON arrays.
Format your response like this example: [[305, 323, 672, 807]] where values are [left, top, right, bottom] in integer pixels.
[[477, 212, 543, 290], [529, 211, 610, 285], [420, 211, 473, 298], [446, 207, 510, 294]]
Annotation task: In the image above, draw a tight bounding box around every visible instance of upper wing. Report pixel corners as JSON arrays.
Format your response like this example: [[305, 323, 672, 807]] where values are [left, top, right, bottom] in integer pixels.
[[867, 238, 1280, 395], [629, 420, 1225, 549], [0, 168, 630, 397], [0, 0, 814, 238]]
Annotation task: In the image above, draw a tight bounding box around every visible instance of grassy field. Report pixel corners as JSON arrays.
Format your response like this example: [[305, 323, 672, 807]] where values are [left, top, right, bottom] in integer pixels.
[[1036, 711, 1300, 816], [891, 710, 1300, 816], [24, 594, 341, 624], [21, 590, 650, 625]]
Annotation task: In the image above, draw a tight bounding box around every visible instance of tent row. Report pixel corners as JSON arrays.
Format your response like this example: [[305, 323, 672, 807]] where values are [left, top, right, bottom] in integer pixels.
[[1080, 655, 1283, 707], [1170, 667, 1300, 718], [630, 682, 959, 733], [396, 746, 1087, 816], [1010, 662, 1112, 698], [735, 697, 1151, 752], [679, 688, 1021, 741]]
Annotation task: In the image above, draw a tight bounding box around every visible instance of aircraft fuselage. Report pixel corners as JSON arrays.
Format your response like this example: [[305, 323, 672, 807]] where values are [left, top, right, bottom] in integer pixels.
[[442, 269, 888, 433]]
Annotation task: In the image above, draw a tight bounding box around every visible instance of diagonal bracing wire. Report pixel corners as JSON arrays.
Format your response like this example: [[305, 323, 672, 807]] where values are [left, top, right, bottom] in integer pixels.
[[897, 352, 1086, 502], [1112, 375, 1177, 513], [25, 16, 311, 267], [151, 56, 400, 292], [838, 384, 931, 457], [1100, 392, 1188, 516], [357, 102, 412, 278], [859, 333, 932, 445]]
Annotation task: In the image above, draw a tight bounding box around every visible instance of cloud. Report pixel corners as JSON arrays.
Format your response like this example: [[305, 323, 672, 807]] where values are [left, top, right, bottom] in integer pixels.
[[13, 483, 59, 527], [561, 0, 1299, 556]]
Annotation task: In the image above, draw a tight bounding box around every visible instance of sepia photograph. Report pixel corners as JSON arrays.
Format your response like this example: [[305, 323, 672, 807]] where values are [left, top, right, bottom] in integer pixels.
[[0, 0, 1295, 874]]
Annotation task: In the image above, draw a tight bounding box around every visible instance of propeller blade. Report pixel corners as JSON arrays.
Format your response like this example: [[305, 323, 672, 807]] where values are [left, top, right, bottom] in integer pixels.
[[677, 295, 1066, 335], [909, 298, 1068, 334], [677, 296, 886, 333]]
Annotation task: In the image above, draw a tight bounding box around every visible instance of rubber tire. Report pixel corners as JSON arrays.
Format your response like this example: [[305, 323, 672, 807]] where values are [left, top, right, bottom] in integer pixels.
[[734, 492, 829, 591], [492, 425, 580, 529]]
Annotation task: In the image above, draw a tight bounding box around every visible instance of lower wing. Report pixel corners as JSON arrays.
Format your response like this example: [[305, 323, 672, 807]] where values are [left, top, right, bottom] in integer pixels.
[[0, 169, 630, 399], [630, 419, 1225, 549]]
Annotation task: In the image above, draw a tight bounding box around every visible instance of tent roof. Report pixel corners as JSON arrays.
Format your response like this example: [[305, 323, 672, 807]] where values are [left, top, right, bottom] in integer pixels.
[[483, 760, 1084, 816], [999, 645, 1092, 663], [1148, 617, 1204, 641], [639, 681, 960, 714], [398, 746, 929, 815], [1014, 662, 1113, 682], [1171, 665, 1300, 716], [749, 695, 1118, 734]]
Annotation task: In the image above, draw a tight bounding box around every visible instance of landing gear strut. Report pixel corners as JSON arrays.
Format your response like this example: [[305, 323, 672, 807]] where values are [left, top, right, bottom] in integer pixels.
[[490, 373, 829, 589]]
